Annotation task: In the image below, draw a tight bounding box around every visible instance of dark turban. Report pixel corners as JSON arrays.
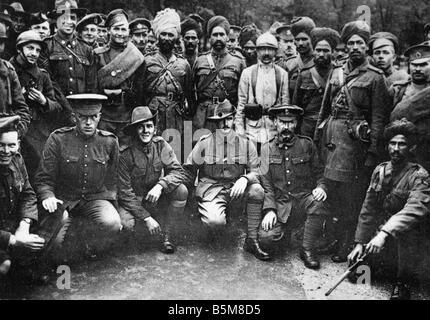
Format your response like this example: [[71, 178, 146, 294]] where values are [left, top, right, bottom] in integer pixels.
[[238, 23, 261, 48], [310, 27, 340, 50], [369, 32, 399, 54], [340, 21, 371, 44], [291, 16, 316, 37], [384, 118, 418, 145], [181, 17, 203, 38], [207, 15, 230, 36]]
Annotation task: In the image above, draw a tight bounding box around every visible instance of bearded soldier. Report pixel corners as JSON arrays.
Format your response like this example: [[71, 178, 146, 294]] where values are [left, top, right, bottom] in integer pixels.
[[348, 119, 430, 300], [293, 27, 340, 138], [193, 16, 245, 133], [315, 21, 391, 262]]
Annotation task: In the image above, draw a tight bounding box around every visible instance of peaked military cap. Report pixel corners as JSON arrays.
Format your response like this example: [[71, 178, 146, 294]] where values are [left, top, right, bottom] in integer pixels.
[[66, 94, 107, 116], [269, 104, 304, 120], [405, 44, 430, 64], [76, 13, 104, 32], [129, 18, 151, 34], [0, 115, 20, 132]]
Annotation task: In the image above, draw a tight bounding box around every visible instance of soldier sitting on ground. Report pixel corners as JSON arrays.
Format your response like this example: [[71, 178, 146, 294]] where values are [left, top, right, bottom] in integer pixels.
[[348, 119, 430, 300], [118, 106, 188, 254]]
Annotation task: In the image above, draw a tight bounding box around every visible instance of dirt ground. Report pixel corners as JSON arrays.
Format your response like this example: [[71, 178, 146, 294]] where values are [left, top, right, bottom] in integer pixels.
[[1, 208, 430, 300]]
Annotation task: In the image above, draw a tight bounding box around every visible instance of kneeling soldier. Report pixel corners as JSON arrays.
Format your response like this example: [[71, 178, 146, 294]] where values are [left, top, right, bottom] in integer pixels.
[[118, 107, 188, 254], [34, 94, 122, 258], [348, 119, 430, 300], [0, 115, 44, 279], [184, 100, 267, 259], [259, 104, 330, 268]]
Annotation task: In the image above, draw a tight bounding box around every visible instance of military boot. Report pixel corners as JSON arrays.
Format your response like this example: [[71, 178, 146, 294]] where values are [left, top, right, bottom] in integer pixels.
[[300, 248, 320, 269], [244, 238, 271, 261], [159, 230, 175, 254]]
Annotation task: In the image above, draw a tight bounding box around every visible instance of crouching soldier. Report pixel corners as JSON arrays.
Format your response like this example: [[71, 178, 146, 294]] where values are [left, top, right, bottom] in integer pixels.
[[0, 114, 67, 284], [118, 107, 188, 254], [348, 119, 430, 300], [259, 104, 330, 268], [0, 115, 43, 280], [34, 94, 122, 259], [184, 100, 266, 259]]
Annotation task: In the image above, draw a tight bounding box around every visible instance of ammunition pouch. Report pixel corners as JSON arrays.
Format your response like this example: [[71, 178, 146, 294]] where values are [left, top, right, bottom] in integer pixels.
[[347, 119, 371, 143], [244, 103, 263, 121]]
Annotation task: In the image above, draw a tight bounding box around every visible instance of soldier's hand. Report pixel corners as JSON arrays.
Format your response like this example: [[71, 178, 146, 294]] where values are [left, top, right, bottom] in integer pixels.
[[230, 177, 248, 199], [365, 232, 387, 255], [28, 88, 47, 106], [12, 233, 45, 251], [144, 217, 161, 235], [42, 197, 64, 213], [261, 210, 277, 232], [312, 187, 327, 201], [348, 243, 364, 264], [146, 184, 164, 203]]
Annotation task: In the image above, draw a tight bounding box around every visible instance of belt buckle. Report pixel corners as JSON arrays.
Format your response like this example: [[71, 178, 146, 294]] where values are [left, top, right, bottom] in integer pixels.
[[167, 92, 174, 101]]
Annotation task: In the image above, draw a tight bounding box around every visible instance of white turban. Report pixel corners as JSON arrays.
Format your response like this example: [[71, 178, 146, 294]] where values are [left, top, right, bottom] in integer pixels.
[[152, 8, 181, 39]]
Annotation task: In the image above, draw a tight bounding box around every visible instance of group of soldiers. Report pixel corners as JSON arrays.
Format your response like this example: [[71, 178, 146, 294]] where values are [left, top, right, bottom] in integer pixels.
[[1, 0, 430, 300]]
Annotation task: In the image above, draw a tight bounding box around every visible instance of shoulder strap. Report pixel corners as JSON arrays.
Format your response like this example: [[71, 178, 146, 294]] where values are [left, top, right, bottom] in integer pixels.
[[251, 65, 258, 103], [53, 37, 84, 64], [197, 54, 230, 93], [147, 59, 175, 92]]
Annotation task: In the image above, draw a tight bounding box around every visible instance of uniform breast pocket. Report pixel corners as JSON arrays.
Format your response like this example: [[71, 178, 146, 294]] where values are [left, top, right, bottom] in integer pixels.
[[292, 154, 311, 177], [61, 155, 80, 178], [220, 68, 239, 81], [349, 81, 370, 107], [384, 189, 409, 214], [90, 155, 110, 182]]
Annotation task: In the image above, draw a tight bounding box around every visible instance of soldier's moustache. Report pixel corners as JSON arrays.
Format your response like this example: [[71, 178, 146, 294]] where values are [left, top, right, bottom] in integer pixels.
[[159, 38, 175, 53]]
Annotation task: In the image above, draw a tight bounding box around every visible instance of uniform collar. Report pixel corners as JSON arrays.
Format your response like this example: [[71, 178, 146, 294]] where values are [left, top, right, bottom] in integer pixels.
[[134, 139, 153, 154], [277, 135, 297, 148], [12, 55, 41, 78], [73, 127, 97, 140], [211, 49, 228, 59], [258, 61, 275, 70], [55, 32, 78, 47], [344, 58, 369, 77], [215, 129, 237, 145]]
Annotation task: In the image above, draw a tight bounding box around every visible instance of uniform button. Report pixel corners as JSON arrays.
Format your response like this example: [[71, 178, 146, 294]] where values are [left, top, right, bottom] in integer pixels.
[[61, 40, 65, 44], [70, 78, 73, 82], [84, 164, 88, 167], [286, 170, 290, 173], [84, 155, 88, 158], [69, 67, 73, 71], [286, 158, 289, 161], [69, 91, 73, 95], [69, 55, 72, 59], [287, 181, 291, 185], [84, 181, 87, 184], [85, 145, 88, 148]]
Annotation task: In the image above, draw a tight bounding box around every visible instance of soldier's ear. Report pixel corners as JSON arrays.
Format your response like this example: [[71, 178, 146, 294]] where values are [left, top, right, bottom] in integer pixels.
[[71, 113, 77, 124]]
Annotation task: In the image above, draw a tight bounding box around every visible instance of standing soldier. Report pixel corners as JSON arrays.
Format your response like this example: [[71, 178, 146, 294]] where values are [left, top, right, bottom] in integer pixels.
[[315, 21, 391, 263], [348, 119, 430, 300], [236, 32, 290, 151], [118, 107, 188, 254], [333, 42, 348, 67], [184, 100, 266, 258], [275, 24, 297, 74], [391, 45, 430, 172], [390, 44, 430, 108], [289, 17, 316, 98], [76, 13, 103, 49], [238, 24, 260, 67], [181, 17, 202, 68], [193, 16, 245, 132], [29, 12, 51, 40], [369, 32, 408, 87], [94, 9, 144, 149], [0, 17, 31, 137], [146, 31, 157, 53], [135, 8, 192, 161], [39, 0, 96, 97], [97, 14, 108, 47], [10, 30, 63, 182], [129, 18, 151, 54], [227, 25, 242, 54], [34, 94, 122, 258], [293, 27, 340, 138]]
